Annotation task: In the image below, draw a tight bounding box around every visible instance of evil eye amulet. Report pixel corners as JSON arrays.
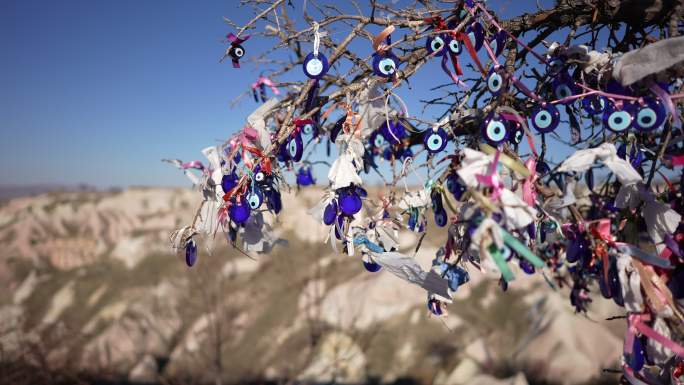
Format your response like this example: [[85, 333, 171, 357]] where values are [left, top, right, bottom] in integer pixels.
[[287, 133, 304, 161], [338, 188, 362, 215], [633, 98, 667, 132], [466, 22, 484, 51], [552, 73, 576, 103], [229, 44, 245, 60], [372, 52, 399, 78], [447, 36, 462, 55], [423, 128, 448, 154], [323, 199, 338, 225], [482, 113, 508, 145], [379, 120, 406, 144], [530, 104, 560, 133], [603, 102, 634, 133], [229, 199, 251, 224], [363, 260, 382, 272], [302, 52, 329, 80], [490, 31, 506, 57], [185, 240, 197, 267], [246, 188, 264, 209], [426, 34, 447, 56], [582, 95, 606, 115], [509, 124, 524, 145], [301, 122, 316, 136], [434, 206, 447, 227], [486, 67, 506, 95]]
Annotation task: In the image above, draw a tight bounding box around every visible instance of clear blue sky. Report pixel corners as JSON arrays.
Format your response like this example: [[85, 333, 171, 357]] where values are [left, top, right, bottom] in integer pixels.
[[1, 0, 577, 188]]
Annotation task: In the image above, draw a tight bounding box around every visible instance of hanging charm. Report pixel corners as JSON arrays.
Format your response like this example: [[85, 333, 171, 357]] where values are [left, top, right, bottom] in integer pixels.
[[224, 33, 250, 68]]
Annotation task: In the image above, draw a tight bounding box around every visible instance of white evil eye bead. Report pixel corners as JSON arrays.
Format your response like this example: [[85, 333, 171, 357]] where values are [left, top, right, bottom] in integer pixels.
[[302, 123, 314, 135], [423, 128, 448, 153], [287, 133, 304, 162], [229, 44, 245, 59], [510, 125, 524, 145], [634, 98, 666, 132], [247, 188, 263, 209], [483, 115, 508, 144], [530, 104, 560, 133], [426, 35, 446, 56], [372, 53, 399, 78], [302, 52, 329, 79], [447, 38, 462, 55], [603, 102, 634, 133], [552, 75, 575, 103], [486, 68, 505, 95], [254, 171, 265, 183], [582, 95, 606, 115]]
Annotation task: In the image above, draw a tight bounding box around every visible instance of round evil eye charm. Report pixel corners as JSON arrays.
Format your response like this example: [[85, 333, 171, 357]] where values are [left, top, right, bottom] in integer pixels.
[[482, 113, 509, 145], [246, 188, 264, 210], [423, 127, 448, 154], [287, 133, 304, 162], [221, 172, 238, 193], [509, 123, 524, 145], [552, 73, 576, 103], [229, 44, 245, 61], [338, 187, 362, 216], [302, 52, 329, 80], [229, 199, 251, 224], [582, 95, 607, 115], [486, 67, 506, 96], [530, 103, 560, 133], [603, 102, 634, 133], [372, 52, 400, 78], [301, 121, 316, 136], [465, 22, 484, 51], [633, 98, 667, 132], [489, 31, 506, 57], [426, 34, 447, 56]]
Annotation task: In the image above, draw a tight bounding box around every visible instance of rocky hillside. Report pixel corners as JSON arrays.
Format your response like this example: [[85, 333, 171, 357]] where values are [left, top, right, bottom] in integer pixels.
[[0, 187, 625, 385]]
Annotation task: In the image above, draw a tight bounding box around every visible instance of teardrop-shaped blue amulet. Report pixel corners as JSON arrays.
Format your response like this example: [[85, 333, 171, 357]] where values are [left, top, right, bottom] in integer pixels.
[[229, 199, 251, 224], [246, 188, 263, 209], [296, 167, 315, 186], [185, 240, 197, 267], [287, 133, 304, 162], [323, 199, 337, 225], [423, 128, 448, 154], [265, 189, 282, 214], [338, 188, 362, 215], [427, 298, 443, 316], [434, 206, 447, 227], [302, 52, 329, 79], [446, 174, 466, 201], [363, 260, 382, 272], [221, 172, 238, 193]]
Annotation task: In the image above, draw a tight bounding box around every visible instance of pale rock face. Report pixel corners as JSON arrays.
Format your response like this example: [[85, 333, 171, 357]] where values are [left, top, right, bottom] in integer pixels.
[[128, 354, 159, 383], [42, 281, 75, 325], [299, 332, 367, 384]]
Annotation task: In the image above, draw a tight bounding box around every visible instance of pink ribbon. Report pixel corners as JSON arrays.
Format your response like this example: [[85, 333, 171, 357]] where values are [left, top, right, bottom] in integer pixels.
[[180, 160, 205, 170], [669, 155, 684, 166], [251, 76, 280, 95], [649, 82, 681, 129], [626, 313, 684, 358], [475, 150, 504, 200], [522, 158, 537, 206]]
